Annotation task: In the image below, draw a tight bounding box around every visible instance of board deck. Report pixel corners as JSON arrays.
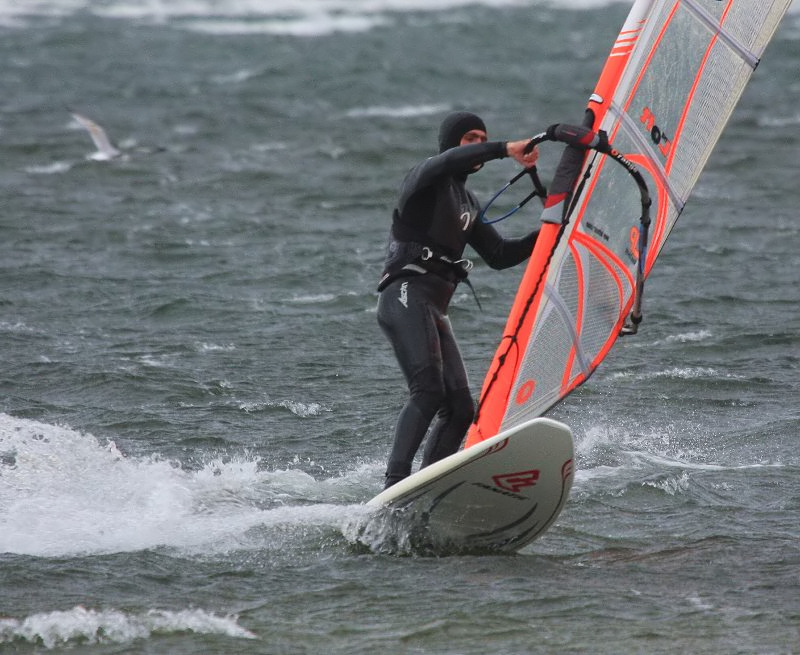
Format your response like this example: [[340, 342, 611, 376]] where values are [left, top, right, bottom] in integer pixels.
[[359, 417, 574, 554]]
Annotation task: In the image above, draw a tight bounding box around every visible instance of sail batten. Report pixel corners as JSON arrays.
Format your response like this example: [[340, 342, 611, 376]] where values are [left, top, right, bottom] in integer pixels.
[[465, 0, 791, 449], [681, 0, 761, 68]]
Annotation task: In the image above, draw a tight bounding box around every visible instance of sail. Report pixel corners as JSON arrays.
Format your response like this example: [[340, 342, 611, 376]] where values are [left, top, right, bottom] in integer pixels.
[[466, 0, 792, 447]]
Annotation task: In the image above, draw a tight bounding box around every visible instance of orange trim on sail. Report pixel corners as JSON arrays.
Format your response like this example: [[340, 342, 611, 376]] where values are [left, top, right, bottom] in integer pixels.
[[618, 3, 681, 124], [558, 241, 586, 394], [465, 222, 562, 448], [555, 231, 632, 396], [592, 19, 646, 103], [574, 231, 633, 290], [665, 1, 735, 179]]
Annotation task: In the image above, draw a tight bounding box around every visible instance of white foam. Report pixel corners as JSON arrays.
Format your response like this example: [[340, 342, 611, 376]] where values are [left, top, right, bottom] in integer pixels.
[[664, 329, 713, 344], [237, 398, 329, 417], [194, 341, 236, 352], [1, 0, 794, 36], [24, 161, 73, 175], [623, 449, 783, 473], [643, 471, 691, 495], [346, 104, 450, 119], [0, 606, 255, 649], [287, 293, 337, 304], [184, 15, 387, 37], [758, 112, 800, 128], [0, 414, 371, 557], [0, 0, 628, 34], [606, 366, 725, 382]]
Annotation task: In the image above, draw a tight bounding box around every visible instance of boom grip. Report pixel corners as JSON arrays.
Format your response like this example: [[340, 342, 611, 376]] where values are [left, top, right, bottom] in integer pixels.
[[523, 124, 611, 155], [547, 123, 611, 153]]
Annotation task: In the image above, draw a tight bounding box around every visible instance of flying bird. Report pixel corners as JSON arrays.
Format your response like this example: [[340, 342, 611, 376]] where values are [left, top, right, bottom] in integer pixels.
[[69, 110, 122, 161]]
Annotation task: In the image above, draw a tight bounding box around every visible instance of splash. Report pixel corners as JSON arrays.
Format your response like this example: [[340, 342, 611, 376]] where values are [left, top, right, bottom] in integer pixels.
[[568, 414, 785, 506], [0, 414, 374, 557]]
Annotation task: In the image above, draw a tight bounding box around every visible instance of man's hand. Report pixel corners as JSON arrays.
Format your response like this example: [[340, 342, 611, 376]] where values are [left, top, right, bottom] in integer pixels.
[[506, 140, 539, 168]]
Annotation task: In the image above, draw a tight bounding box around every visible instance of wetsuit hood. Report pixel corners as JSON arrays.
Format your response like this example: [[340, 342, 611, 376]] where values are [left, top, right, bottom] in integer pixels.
[[438, 111, 487, 153]]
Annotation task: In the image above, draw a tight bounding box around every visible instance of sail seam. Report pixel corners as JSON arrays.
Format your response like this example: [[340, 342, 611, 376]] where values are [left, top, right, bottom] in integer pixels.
[[680, 0, 760, 68], [542, 282, 592, 377]]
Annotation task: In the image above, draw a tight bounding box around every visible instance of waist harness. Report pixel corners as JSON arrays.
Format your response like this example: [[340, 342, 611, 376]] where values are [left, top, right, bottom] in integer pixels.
[[377, 240, 473, 292]]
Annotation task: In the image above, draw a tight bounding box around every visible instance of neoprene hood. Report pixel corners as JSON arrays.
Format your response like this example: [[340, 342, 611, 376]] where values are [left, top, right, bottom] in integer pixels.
[[438, 112, 487, 153]]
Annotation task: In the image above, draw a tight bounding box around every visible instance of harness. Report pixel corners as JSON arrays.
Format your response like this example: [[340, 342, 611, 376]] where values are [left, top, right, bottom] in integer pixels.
[[377, 240, 485, 310], [377, 241, 473, 291]]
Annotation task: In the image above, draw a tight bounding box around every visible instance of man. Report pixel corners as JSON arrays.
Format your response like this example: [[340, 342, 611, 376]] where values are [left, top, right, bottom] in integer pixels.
[[377, 111, 540, 488]]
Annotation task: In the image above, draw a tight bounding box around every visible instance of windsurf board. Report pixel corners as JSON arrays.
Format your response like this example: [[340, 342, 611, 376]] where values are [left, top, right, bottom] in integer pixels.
[[360, 417, 574, 554]]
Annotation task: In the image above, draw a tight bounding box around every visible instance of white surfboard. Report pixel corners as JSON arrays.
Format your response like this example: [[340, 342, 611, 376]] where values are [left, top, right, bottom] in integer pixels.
[[357, 417, 574, 555]]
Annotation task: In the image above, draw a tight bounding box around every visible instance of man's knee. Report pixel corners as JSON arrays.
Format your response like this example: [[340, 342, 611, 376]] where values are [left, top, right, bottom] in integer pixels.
[[408, 366, 446, 418], [449, 387, 475, 426]]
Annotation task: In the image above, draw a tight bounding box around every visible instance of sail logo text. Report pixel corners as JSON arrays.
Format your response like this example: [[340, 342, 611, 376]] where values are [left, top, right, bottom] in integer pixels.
[[640, 106, 673, 158]]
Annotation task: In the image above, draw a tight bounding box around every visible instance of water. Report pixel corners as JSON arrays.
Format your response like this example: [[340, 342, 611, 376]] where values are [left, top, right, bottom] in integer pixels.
[[1, 0, 799, 652]]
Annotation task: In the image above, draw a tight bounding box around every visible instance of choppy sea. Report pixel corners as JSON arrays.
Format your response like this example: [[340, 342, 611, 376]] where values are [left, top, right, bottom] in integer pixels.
[[1, 1, 799, 652]]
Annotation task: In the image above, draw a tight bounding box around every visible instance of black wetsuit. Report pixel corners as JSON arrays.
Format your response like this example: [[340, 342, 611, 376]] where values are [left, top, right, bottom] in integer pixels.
[[377, 140, 539, 487]]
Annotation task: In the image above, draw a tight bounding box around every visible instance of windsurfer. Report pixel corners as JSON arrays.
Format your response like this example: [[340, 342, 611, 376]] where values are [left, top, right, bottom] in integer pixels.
[[377, 111, 540, 488]]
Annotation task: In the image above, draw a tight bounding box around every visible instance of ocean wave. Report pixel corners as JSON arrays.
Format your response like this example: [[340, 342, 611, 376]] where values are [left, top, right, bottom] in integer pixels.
[[346, 104, 450, 119], [758, 112, 800, 128], [0, 606, 255, 649], [606, 366, 724, 382], [23, 161, 73, 175], [571, 421, 785, 507], [663, 329, 713, 344], [2, 0, 796, 37], [237, 397, 329, 417], [0, 0, 630, 34], [641, 470, 691, 495]]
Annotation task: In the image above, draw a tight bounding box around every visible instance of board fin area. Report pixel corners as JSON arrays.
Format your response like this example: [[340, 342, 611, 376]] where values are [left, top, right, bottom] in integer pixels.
[[348, 418, 574, 555]]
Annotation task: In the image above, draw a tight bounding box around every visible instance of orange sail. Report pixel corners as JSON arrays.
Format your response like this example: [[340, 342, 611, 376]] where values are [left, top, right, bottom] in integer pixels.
[[467, 0, 791, 447]]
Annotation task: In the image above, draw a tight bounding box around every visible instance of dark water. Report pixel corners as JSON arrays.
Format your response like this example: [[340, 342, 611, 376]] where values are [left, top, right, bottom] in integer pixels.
[[1, 1, 799, 652]]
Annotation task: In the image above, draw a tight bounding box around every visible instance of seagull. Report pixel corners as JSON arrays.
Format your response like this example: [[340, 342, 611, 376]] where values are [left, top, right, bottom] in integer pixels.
[[69, 110, 122, 161]]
